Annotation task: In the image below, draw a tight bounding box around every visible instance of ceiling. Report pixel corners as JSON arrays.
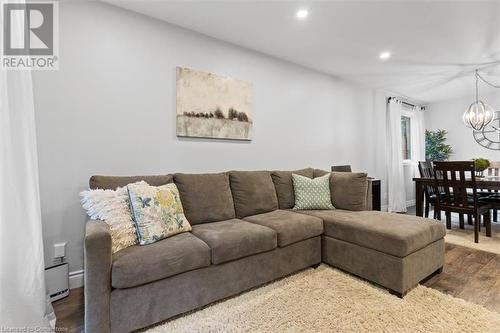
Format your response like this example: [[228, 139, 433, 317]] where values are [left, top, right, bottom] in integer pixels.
[[104, 0, 500, 104]]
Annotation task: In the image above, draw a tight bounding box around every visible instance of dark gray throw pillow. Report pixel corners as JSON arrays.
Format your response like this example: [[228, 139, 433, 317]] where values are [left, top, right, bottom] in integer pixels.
[[271, 168, 314, 209], [330, 172, 368, 211]]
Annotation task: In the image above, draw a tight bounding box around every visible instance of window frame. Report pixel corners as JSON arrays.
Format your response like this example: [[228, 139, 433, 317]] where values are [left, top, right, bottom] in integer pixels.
[[401, 109, 413, 164]]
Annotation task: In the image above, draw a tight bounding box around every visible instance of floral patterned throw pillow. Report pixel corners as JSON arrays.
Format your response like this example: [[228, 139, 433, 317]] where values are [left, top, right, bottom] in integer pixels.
[[127, 183, 192, 245]]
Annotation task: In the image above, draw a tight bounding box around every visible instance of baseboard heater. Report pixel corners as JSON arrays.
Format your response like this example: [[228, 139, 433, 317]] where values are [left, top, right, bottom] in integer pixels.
[[45, 261, 69, 302]]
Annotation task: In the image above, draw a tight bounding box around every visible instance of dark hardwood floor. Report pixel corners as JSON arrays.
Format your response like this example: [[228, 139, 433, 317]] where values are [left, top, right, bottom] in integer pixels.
[[53, 286, 84, 333], [54, 243, 500, 332], [422, 242, 500, 313]]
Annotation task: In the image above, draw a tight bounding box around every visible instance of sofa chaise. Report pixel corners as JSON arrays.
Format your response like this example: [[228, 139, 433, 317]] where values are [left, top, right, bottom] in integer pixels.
[[84, 168, 445, 333]]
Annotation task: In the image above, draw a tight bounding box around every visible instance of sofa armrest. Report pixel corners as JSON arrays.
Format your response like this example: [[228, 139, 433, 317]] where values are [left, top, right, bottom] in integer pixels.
[[366, 179, 373, 211], [85, 220, 112, 333]]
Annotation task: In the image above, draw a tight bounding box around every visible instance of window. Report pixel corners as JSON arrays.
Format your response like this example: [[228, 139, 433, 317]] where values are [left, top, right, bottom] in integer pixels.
[[401, 116, 411, 160]]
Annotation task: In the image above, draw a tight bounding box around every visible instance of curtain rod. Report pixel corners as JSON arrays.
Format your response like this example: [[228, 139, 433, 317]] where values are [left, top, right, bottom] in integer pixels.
[[387, 96, 426, 110]]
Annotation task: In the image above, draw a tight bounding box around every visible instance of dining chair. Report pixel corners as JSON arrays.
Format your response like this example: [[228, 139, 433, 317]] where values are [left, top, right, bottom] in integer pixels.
[[418, 161, 471, 225], [433, 161, 492, 243], [480, 194, 500, 223], [487, 162, 500, 177], [418, 161, 439, 219], [331, 165, 352, 172], [486, 162, 500, 222]]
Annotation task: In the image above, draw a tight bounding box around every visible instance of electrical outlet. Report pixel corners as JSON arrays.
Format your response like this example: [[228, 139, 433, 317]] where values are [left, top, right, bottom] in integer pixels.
[[54, 242, 66, 259]]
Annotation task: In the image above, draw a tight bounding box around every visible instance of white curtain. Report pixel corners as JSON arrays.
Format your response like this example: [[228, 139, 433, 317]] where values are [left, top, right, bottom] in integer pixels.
[[386, 99, 407, 212], [411, 105, 426, 176], [0, 10, 54, 329]]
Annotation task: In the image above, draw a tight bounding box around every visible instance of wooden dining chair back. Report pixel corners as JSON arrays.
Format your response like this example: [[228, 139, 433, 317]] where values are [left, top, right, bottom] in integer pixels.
[[486, 161, 500, 221], [331, 165, 352, 172], [418, 161, 436, 192], [487, 161, 500, 177], [418, 161, 438, 218], [433, 161, 491, 243], [433, 161, 476, 213]]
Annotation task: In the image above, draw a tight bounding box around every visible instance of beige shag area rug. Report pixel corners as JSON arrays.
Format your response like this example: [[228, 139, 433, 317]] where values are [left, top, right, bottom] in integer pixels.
[[445, 220, 500, 255], [145, 265, 500, 333]]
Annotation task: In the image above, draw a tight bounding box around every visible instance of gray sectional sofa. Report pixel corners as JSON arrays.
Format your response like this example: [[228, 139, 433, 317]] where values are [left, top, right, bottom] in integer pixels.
[[84, 168, 446, 333]]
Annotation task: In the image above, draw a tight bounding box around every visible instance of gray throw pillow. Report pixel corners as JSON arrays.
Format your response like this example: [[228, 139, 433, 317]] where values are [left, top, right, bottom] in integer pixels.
[[292, 174, 335, 210], [330, 172, 368, 211]]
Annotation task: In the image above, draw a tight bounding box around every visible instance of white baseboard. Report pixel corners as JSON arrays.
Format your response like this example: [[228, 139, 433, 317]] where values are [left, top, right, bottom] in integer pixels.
[[69, 269, 84, 289], [381, 200, 415, 213]]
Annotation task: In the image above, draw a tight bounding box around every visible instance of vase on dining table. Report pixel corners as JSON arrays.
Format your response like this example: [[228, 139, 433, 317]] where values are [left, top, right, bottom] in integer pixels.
[[473, 158, 490, 178]]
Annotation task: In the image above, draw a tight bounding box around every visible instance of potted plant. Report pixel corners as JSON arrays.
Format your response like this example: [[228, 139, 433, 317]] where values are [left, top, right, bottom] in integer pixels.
[[473, 158, 490, 177], [425, 129, 453, 161]]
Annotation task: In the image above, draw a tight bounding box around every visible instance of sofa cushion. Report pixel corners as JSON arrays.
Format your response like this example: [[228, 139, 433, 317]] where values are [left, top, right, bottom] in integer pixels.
[[174, 173, 235, 224], [89, 175, 173, 190], [111, 232, 210, 289], [313, 169, 329, 178], [271, 168, 314, 209], [229, 171, 279, 218], [298, 210, 445, 257], [331, 172, 368, 211], [244, 210, 323, 247], [191, 219, 277, 264]]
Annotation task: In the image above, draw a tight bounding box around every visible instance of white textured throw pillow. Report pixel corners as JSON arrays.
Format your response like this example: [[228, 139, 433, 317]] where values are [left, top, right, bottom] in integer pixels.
[[80, 181, 146, 253]]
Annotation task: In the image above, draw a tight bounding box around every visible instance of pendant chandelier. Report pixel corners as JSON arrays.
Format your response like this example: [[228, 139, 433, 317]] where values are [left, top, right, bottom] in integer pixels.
[[463, 70, 494, 130]]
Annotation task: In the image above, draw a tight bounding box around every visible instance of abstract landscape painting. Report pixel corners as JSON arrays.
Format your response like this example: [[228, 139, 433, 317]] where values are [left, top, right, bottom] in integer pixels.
[[176, 67, 252, 140]]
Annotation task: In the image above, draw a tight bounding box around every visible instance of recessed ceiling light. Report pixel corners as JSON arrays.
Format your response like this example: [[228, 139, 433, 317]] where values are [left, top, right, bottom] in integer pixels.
[[296, 9, 309, 19], [379, 51, 391, 60]]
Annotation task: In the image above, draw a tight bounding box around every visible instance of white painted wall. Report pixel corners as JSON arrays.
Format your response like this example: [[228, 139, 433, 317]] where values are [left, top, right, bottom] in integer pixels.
[[32, 1, 386, 277], [426, 92, 500, 161]]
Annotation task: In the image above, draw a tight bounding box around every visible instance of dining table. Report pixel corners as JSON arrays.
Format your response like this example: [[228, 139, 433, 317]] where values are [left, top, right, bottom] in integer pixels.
[[413, 176, 500, 217]]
